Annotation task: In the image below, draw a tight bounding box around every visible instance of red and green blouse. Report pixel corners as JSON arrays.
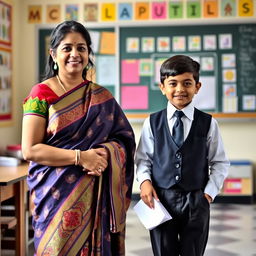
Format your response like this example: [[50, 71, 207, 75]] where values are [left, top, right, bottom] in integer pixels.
[[23, 84, 60, 118]]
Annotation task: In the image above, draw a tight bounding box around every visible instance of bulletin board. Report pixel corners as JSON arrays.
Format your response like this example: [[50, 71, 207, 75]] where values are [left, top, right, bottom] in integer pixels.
[[119, 23, 256, 118]]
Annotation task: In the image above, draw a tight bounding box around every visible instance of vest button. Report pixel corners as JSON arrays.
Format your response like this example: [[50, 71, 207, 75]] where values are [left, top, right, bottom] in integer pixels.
[[175, 175, 179, 181], [175, 152, 181, 159], [175, 163, 180, 168]]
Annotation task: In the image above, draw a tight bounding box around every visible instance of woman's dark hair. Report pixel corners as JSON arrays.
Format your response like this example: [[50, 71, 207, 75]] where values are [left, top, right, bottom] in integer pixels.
[[160, 55, 200, 84], [42, 20, 94, 81]]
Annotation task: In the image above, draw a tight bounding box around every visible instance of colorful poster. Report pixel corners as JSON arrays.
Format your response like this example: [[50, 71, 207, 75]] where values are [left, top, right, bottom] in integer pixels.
[[0, 1, 12, 45], [140, 59, 153, 76], [172, 36, 186, 52], [201, 57, 214, 71], [219, 34, 233, 49], [65, 4, 79, 21], [188, 36, 201, 51], [223, 84, 236, 97], [157, 37, 170, 52], [223, 69, 236, 82], [84, 3, 98, 22], [203, 35, 217, 50], [222, 54, 236, 68], [0, 47, 12, 122], [141, 37, 155, 52], [242, 95, 256, 111], [221, 0, 236, 17], [126, 37, 139, 53]]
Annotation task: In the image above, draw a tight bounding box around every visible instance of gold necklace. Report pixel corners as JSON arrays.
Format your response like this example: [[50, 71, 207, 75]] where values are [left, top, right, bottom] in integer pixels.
[[56, 74, 67, 93]]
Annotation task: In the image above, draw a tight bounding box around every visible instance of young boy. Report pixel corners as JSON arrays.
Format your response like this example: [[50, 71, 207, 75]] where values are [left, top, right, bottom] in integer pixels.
[[135, 55, 229, 256]]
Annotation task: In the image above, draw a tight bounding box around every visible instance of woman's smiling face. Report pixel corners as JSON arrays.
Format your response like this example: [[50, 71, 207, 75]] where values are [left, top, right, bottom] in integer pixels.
[[51, 32, 89, 76]]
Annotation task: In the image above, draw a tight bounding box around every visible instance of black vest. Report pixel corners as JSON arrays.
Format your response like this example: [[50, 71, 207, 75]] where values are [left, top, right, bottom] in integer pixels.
[[150, 108, 212, 191]]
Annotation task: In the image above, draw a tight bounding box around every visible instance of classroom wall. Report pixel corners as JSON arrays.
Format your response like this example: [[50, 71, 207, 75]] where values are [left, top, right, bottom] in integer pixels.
[[0, 0, 255, 194], [0, 0, 22, 153]]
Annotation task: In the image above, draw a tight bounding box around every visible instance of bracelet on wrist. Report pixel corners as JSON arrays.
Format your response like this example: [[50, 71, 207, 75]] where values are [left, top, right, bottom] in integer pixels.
[[74, 149, 81, 165]]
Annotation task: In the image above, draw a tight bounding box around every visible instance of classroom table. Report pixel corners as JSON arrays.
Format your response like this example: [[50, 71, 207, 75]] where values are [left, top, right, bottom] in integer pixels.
[[0, 163, 28, 256]]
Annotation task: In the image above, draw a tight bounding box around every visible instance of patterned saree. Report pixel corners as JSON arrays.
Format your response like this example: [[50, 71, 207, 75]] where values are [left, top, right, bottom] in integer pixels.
[[23, 81, 135, 256]]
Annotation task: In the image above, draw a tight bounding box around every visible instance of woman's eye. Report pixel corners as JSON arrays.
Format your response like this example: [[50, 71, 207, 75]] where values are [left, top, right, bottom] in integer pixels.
[[78, 46, 87, 52], [62, 46, 71, 52]]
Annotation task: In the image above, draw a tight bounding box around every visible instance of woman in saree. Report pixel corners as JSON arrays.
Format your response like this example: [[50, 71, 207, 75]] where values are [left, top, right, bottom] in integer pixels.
[[22, 20, 136, 256]]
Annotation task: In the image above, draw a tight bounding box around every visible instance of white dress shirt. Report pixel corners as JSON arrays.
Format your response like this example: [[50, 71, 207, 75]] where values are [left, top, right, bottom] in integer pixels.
[[135, 101, 230, 200]]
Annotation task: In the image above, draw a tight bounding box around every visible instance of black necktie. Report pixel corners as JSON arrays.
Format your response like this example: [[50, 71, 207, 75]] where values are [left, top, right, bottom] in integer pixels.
[[172, 110, 184, 147]]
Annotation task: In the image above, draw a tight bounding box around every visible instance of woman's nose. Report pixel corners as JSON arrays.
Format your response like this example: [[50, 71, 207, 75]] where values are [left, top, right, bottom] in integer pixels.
[[70, 48, 79, 57]]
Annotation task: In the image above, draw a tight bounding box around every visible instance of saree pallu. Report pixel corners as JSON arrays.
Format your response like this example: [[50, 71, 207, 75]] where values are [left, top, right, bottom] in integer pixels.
[[26, 82, 135, 256]]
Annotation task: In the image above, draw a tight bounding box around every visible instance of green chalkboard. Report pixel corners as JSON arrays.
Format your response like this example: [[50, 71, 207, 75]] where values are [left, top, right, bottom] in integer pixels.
[[119, 23, 256, 115]]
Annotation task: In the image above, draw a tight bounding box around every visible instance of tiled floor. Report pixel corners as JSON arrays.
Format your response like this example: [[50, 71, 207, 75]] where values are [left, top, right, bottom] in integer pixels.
[[5, 202, 255, 256], [126, 202, 256, 256]]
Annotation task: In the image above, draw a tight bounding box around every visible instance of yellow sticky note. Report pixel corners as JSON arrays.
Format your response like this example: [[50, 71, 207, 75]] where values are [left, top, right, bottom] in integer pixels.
[[100, 32, 116, 54], [238, 0, 254, 16], [101, 3, 116, 21]]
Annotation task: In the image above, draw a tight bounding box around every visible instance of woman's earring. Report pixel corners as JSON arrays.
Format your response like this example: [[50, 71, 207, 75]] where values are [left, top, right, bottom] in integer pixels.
[[53, 62, 58, 70], [85, 65, 90, 70]]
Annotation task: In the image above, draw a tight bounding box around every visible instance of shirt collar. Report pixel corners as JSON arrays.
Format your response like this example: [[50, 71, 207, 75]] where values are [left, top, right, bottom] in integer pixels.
[[167, 101, 195, 121]]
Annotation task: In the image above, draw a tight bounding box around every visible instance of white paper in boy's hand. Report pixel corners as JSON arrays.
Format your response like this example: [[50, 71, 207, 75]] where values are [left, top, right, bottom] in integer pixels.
[[133, 198, 172, 230]]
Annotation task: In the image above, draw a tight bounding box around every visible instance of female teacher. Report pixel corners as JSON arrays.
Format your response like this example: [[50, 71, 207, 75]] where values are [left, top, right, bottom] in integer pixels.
[[22, 20, 135, 255]]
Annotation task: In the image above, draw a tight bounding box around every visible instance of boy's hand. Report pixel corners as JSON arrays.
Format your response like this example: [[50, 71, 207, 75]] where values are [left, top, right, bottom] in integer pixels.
[[204, 193, 213, 203], [140, 180, 159, 209]]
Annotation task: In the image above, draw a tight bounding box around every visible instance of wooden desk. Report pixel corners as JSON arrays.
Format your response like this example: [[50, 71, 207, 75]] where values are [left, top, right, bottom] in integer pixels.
[[0, 163, 28, 256]]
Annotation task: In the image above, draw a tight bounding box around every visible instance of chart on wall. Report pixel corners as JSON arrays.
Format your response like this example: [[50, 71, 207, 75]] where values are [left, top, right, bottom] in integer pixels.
[[0, 1, 12, 124], [119, 23, 256, 116]]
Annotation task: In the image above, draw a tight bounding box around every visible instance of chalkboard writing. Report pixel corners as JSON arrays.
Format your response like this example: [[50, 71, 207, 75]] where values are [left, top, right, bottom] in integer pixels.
[[238, 25, 256, 93]]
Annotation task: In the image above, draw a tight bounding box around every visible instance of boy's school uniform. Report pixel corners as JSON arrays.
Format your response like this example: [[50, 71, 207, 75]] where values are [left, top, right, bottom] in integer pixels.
[[135, 101, 229, 200], [135, 101, 229, 256]]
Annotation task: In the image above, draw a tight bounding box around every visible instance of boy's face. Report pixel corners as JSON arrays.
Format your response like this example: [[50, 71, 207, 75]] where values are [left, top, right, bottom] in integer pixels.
[[159, 72, 201, 110]]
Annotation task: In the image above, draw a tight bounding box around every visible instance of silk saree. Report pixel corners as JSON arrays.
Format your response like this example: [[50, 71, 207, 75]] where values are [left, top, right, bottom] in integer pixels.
[[23, 81, 135, 256]]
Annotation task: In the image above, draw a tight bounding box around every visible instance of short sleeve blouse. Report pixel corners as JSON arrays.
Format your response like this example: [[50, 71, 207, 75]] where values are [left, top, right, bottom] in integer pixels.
[[23, 84, 59, 118]]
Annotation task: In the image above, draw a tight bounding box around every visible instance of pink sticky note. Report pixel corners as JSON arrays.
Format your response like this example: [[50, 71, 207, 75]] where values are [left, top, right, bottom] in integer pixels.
[[152, 2, 167, 19], [121, 59, 140, 84], [121, 86, 148, 109]]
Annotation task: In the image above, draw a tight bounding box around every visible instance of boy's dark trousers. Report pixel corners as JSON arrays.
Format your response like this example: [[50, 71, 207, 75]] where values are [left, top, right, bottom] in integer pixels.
[[150, 187, 210, 256]]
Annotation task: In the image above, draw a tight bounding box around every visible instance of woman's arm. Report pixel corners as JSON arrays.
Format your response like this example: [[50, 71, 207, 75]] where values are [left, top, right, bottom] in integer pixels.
[[22, 115, 108, 172]]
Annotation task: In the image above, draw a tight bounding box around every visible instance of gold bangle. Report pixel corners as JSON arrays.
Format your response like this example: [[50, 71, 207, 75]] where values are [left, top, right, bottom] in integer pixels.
[[74, 149, 81, 165]]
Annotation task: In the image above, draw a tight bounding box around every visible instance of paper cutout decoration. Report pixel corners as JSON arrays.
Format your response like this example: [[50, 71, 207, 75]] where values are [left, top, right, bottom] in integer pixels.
[[121, 86, 148, 109], [100, 32, 115, 54]]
